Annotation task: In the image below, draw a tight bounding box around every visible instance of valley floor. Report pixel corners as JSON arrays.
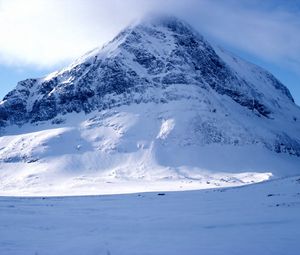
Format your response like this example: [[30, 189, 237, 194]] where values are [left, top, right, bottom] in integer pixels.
[[0, 176, 300, 255]]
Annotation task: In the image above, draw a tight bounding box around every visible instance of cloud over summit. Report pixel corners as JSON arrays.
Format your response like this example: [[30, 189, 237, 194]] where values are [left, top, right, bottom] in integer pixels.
[[0, 0, 299, 74]]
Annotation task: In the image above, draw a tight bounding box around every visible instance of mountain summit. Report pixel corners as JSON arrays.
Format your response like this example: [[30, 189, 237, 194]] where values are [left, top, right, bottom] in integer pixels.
[[0, 15, 295, 124], [0, 15, 300, 195]]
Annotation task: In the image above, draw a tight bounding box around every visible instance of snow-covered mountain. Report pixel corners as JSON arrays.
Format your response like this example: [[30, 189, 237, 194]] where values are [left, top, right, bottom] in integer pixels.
[[0, 15, 300, 195]]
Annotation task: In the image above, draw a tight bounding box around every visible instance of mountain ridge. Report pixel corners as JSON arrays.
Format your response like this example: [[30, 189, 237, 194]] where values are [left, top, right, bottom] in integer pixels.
[[0, 15, 295, 125]]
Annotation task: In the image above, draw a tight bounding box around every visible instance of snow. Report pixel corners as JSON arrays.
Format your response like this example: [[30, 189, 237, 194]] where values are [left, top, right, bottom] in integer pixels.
[[157, 119, 175, 139], [0, 176, 299, 255], [1, 98, 300, 196], [0, 95, 299, 196]]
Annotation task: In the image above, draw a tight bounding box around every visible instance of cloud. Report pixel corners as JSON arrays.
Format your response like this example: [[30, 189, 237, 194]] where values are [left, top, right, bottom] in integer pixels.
[[184, 0, 300, 73], [0, 0, 299, 73]]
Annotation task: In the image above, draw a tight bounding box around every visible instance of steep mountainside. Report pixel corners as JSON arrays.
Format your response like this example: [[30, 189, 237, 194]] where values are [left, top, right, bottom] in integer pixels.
[[0, 15, 299, 195]]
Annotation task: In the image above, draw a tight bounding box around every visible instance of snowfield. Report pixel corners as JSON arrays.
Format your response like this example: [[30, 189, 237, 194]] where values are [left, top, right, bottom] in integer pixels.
[[1, 102, 299, 196], [0, 176, 300, 255]]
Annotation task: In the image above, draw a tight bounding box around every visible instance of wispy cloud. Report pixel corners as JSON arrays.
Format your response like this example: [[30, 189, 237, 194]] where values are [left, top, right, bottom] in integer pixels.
[[184, 0, 300, 73], [0, 0, 299, 73]]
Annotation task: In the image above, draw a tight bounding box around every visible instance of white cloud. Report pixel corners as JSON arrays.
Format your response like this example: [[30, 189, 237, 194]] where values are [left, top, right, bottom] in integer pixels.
[[0, 0, 299, 73], [0, 0, 132, 66], [185, 0, 300, 73]]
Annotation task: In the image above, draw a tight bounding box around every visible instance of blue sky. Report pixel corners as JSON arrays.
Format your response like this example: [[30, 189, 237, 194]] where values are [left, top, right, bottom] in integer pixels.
[[0, 0, 299, 104]]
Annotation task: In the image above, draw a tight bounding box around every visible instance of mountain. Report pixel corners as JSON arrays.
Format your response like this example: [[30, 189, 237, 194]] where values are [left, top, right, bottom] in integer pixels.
[[0, 15, 300, 195]]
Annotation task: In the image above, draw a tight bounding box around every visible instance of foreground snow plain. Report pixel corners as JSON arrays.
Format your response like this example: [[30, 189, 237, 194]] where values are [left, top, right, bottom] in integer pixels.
[[1, 176, 299, 255]]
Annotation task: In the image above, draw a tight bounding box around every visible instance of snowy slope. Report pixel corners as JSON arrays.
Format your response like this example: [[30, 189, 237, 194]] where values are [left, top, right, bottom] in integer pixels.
[[1, 176, 300, 255], [0, 15, 300, 195]]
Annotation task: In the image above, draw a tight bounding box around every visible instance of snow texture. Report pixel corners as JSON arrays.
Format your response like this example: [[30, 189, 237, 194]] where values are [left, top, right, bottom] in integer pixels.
[[0, 176, 300, 255]]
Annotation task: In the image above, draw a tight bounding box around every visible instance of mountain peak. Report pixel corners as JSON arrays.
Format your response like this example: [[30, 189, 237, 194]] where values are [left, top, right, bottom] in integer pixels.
[[0, 15, 299, 159], [135, 13, 194, 31], [63, 14, 196, 71]]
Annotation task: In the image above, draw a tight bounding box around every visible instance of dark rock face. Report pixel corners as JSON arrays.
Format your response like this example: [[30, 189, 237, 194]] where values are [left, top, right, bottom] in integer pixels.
[[31, 95, 58, 122], [264, 72, 294, 102], [274, 133, 300, 157]]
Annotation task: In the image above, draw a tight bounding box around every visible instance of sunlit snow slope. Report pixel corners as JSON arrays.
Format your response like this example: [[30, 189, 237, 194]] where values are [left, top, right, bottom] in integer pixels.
[[0, 15, 300, 195]]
